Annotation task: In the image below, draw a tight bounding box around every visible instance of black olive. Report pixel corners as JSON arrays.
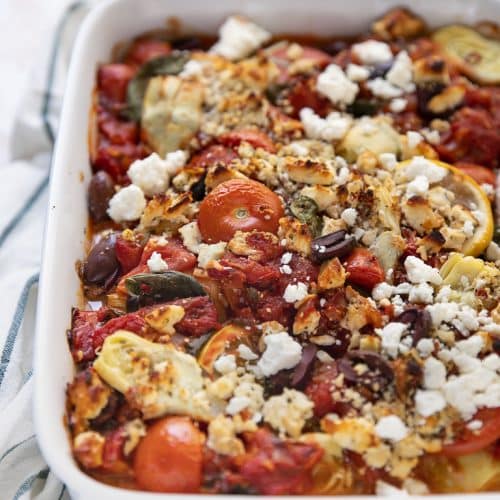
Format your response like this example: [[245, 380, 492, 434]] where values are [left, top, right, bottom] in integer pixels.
[[322, 40, 348, 56], [416, 81, 446, 117], [291, 344, 318, 388], [347, 99, 380, 117], [83, 233, 120, 285], [88, 171, 115, 222], [311, 230, 356, 263], [370, 60, 393, 79], [190, 173, 207, 201], [171, 37, 203, 51]]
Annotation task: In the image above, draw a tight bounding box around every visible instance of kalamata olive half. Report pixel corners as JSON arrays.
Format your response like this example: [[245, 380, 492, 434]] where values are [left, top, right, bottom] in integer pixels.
[[88, 171, 115, 222], [83, 233, 119, 285]]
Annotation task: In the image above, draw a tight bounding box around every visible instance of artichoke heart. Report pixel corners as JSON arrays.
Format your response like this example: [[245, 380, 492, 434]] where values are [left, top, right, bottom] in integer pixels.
[[142, 75, 204, 156], [433, 25, 500, 84], [93, 330, 212, 420], [440, 252, 485, 288]]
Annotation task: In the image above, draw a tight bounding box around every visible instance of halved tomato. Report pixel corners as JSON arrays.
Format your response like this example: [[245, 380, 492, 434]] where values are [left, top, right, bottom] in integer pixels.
[[344, 248, 384, 290], [441, 408, 500, 457], [134, 417, 204, 492], [218, 129, 277, 153], [198, 179, 284, 243]]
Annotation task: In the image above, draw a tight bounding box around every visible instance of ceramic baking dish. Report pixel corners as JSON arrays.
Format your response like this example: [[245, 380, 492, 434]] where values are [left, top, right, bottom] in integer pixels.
[[33, 0, 500, 498]]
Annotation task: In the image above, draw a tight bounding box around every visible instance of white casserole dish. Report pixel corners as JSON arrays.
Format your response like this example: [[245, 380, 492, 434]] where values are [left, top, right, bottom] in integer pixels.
[[33, 0, 500, 498]]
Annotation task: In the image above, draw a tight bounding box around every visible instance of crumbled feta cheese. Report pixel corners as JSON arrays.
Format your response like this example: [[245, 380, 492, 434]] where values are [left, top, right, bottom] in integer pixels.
[[426, 302, 459, 327], [456, 335, 484, 357], [404, 256, 442, 285], [378, 152, 397, 170], [178, 221, 202, 253], [346, 63, 370, 82], [107, 185, 146, 222], [279, 265, 292, 275], [374, 415, 408, 442], [481, 183, 495, 197], [197, 242, 227, 268], [127, 153, 170, 196], [226, 396, 251, 415], [281, 252, 293, 265], [372, 282, 394, 301], [300, 108, 353, 141], [403, 156, 447, 183], [147, 251, 169, 273], [336, 165, 350, 185], [257, 332, 302, 376], [316, 64, 359, 106], [386, 50, 414, 91], [214, 354, 237, 375], [352, 40, 393, 65], [416, 338, 434, 358], [421, 128, 440, 145], [408, 282, 434, 304], [415, 389, 446, 417], [179, 59, 204, 78], [486, 242, 500, 262], [366, 78, 402, 99], [262, 389, 313, 438], [423, 357, 446, 389], [406, 130, 423, 149], [406, 175, 429, 197], [467, 419, 483, 431], [211, 16, 271, 60], [283, 282, 308, 303], [164, 150, 188, 176], [289, 142, 309, 157], [340, 208, 358, 226], [389, 97, 407, 113], [376, 322, 408, 358], [237, 344, 258, 361]]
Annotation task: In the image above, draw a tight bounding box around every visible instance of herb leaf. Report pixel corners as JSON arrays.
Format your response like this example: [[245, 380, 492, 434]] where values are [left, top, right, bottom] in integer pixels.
[[123, 52, 188, 122], [290, 195, 323, 238]]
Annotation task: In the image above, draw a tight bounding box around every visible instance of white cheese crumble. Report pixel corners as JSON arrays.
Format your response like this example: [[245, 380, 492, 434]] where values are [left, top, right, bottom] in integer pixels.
[[283, 282, 309, 303], [316, 64, 359, 106], [225, 396, 251, 415], [423, 357, 447, 389], [421, 128, 440, 145], [372, 282, 394, 301], [374, 415, 408, 442], [406, 130, 423, 149], [352, 40, 393, 65], [197, 242, 227, 269], [237, 344, 258, 361], [406, 175, 429, 197], [403, 156, 447, 184], [340, 208, 358, 226], [404, 256, 442, 285], [179, 221, 202, 254], [299, 107, 353, 141], [376, 480, 409, 497], [257, 332, 302, 377], [416, 338, 434, 358], [127, 153, 171, 196], [485, 242, 500, 262], [211, 16, 271, 61], [346, 63, 370, 82], [214, 354, 237, 375], [107, 184, 146, 222], [386, 50, 414, 91], [281, 252, 293, 265], [164, 150, 189, 176], [262, 389, 313, 438], [389, 97, 407, 113], [147, 251, 169, 273], [408, 282, 434, 304], [378, 152, 397, 170], [463, 220, 475, 238], [280, 265, 292, 275], [415, 389, 446, 417], [179, 59, 204, 78], [366, 78, 402, 99], [376, 322, 408, 358]]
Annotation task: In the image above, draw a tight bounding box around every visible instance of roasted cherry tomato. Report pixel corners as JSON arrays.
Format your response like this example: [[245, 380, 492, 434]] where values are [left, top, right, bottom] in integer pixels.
[[97, 64, 135, 102], [456, 162, 496, 187], [188, 144, 237, 169], [218, 129, 277, 153], [198, 179, 284, 242], [441, 409, 500, 457], [125, 38, 172, 66], [134, 417, 204, 493], [344, 248, 384, 290]]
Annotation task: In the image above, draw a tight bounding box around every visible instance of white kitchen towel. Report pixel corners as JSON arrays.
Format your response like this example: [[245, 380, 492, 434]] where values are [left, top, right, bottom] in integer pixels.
[[0, 2, 91, 498]]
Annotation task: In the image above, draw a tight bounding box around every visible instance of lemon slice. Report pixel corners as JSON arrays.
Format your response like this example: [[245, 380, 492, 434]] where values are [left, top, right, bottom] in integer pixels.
[[397, 158, 494, 256]]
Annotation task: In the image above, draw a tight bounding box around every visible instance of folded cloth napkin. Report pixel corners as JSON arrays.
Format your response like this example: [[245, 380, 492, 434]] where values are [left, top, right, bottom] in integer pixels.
[[0, 3, 91, 498]]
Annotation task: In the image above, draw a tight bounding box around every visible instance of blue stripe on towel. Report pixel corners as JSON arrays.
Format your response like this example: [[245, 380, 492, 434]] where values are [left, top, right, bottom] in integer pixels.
[[0, 273, 39, 390], [12, 468, 49, 500], [0, 435, 36, 465], [58, 484, 67, 500]]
